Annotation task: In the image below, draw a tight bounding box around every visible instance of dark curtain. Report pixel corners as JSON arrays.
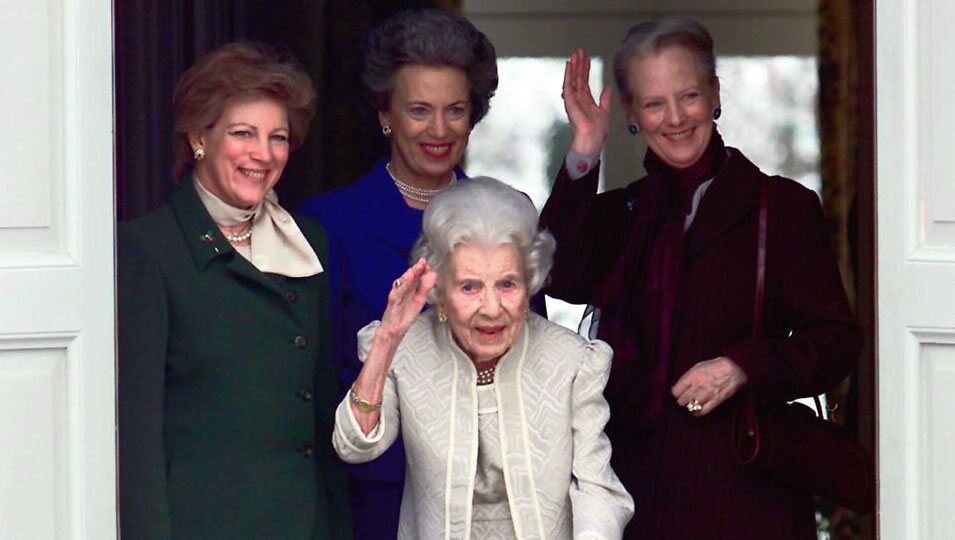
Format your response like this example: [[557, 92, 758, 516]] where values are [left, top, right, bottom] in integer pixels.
[[817, 0, 875, 537], [241, 1, 327, 210], [115, 0, 457, 221], [115, 1, 248, 221], [308, 0, 460, 203]]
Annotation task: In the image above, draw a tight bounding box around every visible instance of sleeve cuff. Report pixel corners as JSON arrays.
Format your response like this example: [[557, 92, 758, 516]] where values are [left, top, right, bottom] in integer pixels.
[[565, 150, 601, 181], [333, 395, 385, 457], [722, 338, 800, 399]]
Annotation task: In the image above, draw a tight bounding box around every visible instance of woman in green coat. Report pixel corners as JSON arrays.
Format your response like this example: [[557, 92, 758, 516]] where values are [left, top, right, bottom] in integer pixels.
[[118, 43, 350, 540]]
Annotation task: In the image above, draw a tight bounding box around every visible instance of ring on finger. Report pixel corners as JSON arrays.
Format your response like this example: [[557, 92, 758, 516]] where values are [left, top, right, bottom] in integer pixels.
[[686, 399, 702, 413], [393, 277, 403, 289]]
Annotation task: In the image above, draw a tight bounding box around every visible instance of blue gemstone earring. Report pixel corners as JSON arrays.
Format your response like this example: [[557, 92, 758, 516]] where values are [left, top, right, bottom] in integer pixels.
[[713, 106, 722, 120], [628, 123, 640, 136]]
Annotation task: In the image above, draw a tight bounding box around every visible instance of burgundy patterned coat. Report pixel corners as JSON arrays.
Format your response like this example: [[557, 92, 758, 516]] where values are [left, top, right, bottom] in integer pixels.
[[540, 149, 862, 540]]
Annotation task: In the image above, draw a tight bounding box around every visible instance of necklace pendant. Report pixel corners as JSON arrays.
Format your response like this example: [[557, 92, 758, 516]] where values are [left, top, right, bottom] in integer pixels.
[[475, 364, 496, 385]]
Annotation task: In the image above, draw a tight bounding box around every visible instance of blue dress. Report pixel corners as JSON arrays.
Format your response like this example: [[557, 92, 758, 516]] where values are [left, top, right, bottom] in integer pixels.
[[299, 157, 463, 539]]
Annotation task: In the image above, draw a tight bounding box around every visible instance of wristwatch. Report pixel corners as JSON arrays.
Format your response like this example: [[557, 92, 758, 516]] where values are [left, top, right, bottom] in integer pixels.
[[349, 384, 382, 412]]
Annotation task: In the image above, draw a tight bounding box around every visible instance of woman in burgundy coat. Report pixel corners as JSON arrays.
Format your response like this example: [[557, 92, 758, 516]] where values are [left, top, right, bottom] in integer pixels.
[[541, 17, 863, 540]]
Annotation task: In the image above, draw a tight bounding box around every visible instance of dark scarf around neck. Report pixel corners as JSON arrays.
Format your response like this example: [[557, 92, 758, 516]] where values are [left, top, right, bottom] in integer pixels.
[[644, 128, 728, 214], [600, 127, 727, 432]]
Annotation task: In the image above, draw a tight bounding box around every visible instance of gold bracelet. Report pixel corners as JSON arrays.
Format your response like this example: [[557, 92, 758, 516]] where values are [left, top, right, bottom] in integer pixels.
[[349, 384, 382, 412]]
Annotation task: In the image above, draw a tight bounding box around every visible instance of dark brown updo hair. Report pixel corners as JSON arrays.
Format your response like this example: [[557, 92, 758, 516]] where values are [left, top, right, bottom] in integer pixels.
[[171, 42, 317, 179], [362, 8, 498, 127]]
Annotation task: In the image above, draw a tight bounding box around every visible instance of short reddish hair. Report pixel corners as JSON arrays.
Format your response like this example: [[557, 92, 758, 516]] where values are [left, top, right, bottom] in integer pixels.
[[171, 42, 317, 179]]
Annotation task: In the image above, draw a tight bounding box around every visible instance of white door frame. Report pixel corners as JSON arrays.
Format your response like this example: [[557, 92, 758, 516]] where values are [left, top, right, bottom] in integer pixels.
[[0, 1, 116, 538], [877, 0, 955, 538]]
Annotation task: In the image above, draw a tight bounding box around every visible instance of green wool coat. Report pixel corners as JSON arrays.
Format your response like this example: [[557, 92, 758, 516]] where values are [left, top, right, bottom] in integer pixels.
[[118, 181, 351, 540]]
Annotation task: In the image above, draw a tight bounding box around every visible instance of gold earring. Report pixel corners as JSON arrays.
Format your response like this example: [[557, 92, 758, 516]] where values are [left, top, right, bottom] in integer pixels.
[[193, 147, 205, 161], [437, 310, 447, 323]]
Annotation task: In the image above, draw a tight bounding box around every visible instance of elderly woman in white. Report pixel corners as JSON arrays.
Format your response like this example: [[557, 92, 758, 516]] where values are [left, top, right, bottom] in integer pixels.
[[333, 177, 633, 539]]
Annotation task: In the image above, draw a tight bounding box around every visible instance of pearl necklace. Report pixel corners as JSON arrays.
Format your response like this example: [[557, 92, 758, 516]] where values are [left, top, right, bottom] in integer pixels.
[[475, 365, 496, 386], [386, 162, 456, 205], [223, 227, 252, 244]]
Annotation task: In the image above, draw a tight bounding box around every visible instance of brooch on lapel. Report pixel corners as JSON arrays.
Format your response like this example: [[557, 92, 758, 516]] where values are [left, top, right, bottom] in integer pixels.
[[626, 198, 637, 212], [199, 230, 219, 253]]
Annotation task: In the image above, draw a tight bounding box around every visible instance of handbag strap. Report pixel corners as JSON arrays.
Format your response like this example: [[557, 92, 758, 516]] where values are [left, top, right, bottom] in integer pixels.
[[736, 177, 770, 462], [753, 177, 768, 338]]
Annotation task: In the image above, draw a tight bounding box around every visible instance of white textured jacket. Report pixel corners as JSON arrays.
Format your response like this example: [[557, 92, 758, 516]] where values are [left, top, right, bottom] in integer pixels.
[[333, 310, 634, 539]]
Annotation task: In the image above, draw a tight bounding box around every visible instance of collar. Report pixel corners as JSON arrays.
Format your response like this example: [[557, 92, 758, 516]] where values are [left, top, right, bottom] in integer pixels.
[[438, 308, 531, 379], [171, 178, 234, 270], [193, 176, 256, 225], [355, 158, 467, 252], [643, 127, 726, 182], [644, 128, 728, 215], [193, 178, 322, 277], [683, 148, 764, 259]]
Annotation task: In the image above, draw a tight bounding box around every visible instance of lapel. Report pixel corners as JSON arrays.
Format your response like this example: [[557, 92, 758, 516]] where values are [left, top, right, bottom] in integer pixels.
[[440, 315, 545, 539], [432, 315, 480, 537], [355, 158, 466, 253], [170, 179, 285, 297], [224, 254, 286, 297], [683, 148, 763, 260]]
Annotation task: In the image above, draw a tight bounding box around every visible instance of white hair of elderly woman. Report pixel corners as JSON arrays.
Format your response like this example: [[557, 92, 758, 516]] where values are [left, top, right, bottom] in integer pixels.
[[410, 176, 556, 302]]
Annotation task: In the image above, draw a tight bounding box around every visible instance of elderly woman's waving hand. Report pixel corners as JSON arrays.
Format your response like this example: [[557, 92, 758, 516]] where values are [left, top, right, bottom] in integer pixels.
[[346, 258, 435, 435]]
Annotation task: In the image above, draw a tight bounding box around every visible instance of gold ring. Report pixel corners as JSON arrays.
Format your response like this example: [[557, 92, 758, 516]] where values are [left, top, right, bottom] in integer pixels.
[[687, 399, 702, 413]]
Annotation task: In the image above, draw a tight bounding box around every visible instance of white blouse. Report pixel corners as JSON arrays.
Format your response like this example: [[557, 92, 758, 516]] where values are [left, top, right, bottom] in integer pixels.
[[472, 383, 516, 539]]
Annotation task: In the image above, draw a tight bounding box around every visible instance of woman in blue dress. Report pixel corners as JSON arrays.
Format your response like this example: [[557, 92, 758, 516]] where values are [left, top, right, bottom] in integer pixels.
[[298, 8, 498, 539]]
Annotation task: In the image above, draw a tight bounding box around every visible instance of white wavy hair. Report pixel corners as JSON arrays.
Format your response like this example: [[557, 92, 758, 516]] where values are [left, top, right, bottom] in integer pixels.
[[410, 177, 556, 303]]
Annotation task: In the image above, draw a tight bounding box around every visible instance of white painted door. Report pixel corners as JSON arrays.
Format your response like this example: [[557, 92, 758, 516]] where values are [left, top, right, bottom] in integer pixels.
[[0, 1, 116, 539], [877, 0, 955, 538]]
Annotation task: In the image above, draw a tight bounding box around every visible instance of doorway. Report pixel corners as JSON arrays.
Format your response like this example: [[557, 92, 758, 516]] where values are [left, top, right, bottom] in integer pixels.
[[113, 1, 878, 538]]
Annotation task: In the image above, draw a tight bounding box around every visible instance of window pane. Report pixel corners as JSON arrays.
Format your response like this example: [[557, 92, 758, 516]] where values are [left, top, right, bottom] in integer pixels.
[[466, 57, 603, 331], [717, 56, 820, 193], [466, 57, 604, 210]]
